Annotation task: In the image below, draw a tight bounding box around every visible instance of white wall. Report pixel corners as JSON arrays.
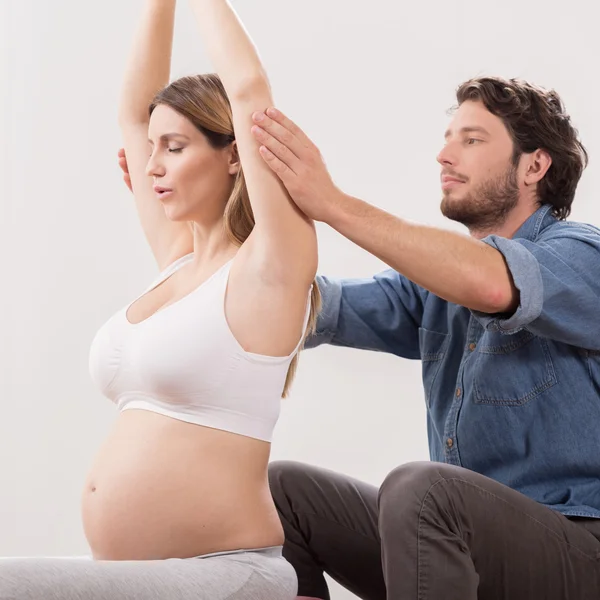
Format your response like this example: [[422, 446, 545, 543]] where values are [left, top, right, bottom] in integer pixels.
[[1, 0, 598, 598]]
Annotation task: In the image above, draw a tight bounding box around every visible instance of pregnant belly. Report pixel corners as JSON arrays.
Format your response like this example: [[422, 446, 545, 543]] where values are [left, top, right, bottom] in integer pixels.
[[81, 410, 283, 560]]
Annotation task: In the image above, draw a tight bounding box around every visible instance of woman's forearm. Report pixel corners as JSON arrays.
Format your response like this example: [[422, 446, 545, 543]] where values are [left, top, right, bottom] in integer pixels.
[[188, 0, 317, 279], [188, 0, 270, 99], [119, 0, 177, 125]]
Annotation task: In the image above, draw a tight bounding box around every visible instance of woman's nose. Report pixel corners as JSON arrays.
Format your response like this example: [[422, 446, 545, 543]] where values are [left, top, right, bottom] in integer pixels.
[[145, 153, 165, 178]]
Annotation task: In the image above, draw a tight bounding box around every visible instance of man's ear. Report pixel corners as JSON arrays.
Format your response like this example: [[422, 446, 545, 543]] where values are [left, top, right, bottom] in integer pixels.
[[228, 141, 241, 176], [524, 148, 552, 186]]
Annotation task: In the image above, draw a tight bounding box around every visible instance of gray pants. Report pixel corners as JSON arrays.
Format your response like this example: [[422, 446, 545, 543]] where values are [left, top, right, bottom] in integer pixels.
[[0, 545, 297, 600], [269, 460, 600, 599]]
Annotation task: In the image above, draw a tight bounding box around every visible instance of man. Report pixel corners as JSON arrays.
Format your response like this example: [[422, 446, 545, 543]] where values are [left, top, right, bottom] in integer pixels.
[[119, 76, 600, 599], [249, 77, 600, 600]]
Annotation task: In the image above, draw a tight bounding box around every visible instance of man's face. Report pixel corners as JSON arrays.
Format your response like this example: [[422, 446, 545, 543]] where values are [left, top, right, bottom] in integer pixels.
[[437, 99, 522, 232]]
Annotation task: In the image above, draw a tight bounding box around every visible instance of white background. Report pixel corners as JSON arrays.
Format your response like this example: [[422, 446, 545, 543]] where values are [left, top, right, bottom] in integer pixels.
[[1, 1, 598, 598]]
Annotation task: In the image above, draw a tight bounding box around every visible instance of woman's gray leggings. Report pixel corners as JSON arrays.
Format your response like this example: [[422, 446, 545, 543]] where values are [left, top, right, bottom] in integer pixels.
[[0, 545, 297, 599]]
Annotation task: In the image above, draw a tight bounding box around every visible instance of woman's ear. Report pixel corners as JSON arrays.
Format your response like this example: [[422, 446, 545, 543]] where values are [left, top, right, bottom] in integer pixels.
[[227, 141, 241, 175]]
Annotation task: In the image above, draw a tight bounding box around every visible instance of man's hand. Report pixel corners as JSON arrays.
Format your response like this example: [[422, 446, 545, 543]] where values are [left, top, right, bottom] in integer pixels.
[[118, 148, 133, 193], [251, 108, 342, 223]]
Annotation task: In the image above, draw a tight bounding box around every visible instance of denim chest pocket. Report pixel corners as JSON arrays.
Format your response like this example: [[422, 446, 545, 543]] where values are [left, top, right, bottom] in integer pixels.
[[419, 327, 451, 408], [474, 328, 557, 406]]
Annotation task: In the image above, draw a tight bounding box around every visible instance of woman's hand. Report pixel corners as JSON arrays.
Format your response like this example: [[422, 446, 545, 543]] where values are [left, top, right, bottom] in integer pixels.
[[118, 148, 133, 193]]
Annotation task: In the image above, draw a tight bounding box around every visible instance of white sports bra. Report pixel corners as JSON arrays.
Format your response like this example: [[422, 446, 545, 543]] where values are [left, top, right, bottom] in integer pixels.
[[88, 253, 311, 442]]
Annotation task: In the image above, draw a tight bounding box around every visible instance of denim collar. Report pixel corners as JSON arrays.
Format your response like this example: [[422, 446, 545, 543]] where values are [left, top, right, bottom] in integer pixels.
[[513, 204, 556, 241]]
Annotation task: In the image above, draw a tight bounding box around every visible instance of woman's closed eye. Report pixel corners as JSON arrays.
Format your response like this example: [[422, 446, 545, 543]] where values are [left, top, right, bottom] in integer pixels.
[[147, 147, 183, 158]]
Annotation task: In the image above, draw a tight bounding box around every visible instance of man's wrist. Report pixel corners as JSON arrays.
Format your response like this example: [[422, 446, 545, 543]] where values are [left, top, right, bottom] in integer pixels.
[[323, 187, 350, 227]]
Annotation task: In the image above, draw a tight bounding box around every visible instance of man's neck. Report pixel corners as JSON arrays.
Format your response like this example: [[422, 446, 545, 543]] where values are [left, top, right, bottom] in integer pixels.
[[470, 203, 540, 240]]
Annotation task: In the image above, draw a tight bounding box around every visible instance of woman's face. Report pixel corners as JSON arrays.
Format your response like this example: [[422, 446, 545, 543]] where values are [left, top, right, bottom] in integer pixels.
[[146, 104, 239, 223]]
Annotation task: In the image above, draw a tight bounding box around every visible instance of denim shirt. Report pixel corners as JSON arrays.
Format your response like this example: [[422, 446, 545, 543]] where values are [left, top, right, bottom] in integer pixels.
[[308, 204, 600, 518]]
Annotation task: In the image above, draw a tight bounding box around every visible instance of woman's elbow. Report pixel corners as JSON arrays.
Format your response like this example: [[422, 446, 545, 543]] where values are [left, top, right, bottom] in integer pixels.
[[228, 71, 271, 103]]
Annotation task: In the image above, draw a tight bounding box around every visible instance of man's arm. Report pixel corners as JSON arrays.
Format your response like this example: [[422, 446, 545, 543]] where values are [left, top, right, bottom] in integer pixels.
[[305, 269, 426, 359], [250, 109, 518, 315], [323, 194, 518, 314]]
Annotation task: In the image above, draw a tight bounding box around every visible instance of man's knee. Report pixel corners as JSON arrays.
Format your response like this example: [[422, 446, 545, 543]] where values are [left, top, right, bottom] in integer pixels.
[[379, 461, 445, 499], [268, 460, 330, 506], [378, 461, 459, 521], [268, 460, 307, 501]]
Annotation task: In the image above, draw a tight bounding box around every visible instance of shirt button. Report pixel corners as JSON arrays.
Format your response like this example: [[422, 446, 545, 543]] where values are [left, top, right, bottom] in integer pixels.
[[456, 388, 462, 397], [446, 438, 454, 448], [469, 343, 477, 351]]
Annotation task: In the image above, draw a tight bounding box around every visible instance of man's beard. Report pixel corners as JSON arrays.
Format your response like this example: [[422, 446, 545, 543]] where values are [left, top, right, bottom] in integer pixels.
[[441, 163, 520, 233]]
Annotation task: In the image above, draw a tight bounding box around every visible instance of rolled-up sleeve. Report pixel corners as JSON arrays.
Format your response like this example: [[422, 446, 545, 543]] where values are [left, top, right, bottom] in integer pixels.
[[471, 226, 600, 349], [304, 275, 342, 348], [304, 270, 425, 357]]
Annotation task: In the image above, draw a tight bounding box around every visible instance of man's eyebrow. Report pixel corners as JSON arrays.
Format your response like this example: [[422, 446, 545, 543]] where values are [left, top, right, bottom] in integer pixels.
[[444, 126, 491, 139]]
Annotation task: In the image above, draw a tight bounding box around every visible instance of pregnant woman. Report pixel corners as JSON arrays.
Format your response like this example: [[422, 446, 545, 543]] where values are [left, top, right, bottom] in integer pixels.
[[0, 1, 319, 598]]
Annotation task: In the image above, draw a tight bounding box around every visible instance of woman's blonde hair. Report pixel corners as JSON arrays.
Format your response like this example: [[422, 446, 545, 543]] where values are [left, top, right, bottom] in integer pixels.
[[150, 73, 321, 397]]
